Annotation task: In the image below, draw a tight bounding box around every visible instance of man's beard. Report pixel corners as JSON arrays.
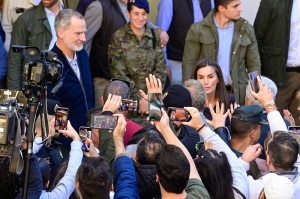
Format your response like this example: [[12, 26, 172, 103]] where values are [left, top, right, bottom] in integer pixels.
[[64, 37, 83, 52], [173, 122, 182, 132], [42, 0, 59, 8]]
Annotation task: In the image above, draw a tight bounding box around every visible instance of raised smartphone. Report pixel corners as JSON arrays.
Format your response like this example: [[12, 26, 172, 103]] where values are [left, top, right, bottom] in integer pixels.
[[54, 107, 69, 131], [79, 126, 92, 140], [148, 93, 162, 121], [248, 71, 260, 93], [288, 126, 300, 133], [167, 107, 191, 122], [90, 115, 118, 130]]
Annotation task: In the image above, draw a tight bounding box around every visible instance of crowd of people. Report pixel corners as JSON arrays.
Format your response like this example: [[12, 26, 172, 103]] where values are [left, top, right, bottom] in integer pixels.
[[0, 0, 299, 198]]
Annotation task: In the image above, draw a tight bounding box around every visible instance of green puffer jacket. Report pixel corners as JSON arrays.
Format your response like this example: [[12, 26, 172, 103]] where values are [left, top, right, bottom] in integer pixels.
[[182, 9, 261, 105], [254, 0, 293, 87]]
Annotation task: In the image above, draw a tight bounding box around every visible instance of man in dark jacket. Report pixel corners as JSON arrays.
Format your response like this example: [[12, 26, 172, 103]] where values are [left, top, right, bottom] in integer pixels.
[[163, 85, 201, 159], [49, 9, 93, 152], [133, 130, 163, 199], [254, 0, 300, 125]]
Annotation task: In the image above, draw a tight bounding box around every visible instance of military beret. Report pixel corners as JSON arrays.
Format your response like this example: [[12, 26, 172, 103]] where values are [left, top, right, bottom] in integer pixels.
[[128, 0, 150, 13]]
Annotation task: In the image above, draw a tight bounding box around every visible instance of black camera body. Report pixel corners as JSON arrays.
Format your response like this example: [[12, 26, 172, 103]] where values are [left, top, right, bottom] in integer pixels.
[[0, 90, 27, 156], [12, 45, 62, 94]]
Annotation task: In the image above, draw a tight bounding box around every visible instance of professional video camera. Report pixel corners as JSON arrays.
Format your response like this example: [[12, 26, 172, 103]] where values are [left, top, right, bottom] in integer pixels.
[[9, 46, 64, 198], [0, 90, 28, 174], [12, 45, 63, 95]]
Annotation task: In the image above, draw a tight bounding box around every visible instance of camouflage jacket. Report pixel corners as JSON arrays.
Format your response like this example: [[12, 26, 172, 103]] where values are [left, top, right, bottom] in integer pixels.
[[108, 23, 167, 100]]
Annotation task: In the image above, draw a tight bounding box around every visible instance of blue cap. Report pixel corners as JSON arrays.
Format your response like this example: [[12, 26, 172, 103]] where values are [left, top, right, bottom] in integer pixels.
[[128, 0, 149, 13]]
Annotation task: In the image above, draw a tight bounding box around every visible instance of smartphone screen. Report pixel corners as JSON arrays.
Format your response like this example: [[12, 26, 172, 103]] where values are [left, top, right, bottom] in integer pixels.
[[79, 126, 92, 140], [248, 71, 260, 93], [55, 107, 69, 131], [288, 126, 300, 133], [167, 107, 191, 122], [148, 93, 162, 121], [119, 99, 138, 111], [90, 115, 118, 129]]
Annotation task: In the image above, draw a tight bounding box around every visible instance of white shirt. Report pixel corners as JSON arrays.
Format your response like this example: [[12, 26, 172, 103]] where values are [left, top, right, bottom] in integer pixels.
[[44, 5, 62, 50], [287, 0, 300, 67], [66, 53, 81, 80], [214, 18, 234, 85]]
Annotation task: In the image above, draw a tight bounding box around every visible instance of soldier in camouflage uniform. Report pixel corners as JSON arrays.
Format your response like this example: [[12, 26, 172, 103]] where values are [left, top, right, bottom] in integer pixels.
[[108, 0, 167, 101]]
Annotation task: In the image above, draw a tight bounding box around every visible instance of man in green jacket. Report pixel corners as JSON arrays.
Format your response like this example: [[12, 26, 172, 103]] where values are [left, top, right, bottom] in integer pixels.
[[182, 0, 261, 105], [254, 0, 300, 125], [7, 0, 62, 90]]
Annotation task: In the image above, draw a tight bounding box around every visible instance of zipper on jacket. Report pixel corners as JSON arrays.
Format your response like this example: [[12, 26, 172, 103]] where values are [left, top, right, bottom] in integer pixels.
[[64, 54, 89, 112]]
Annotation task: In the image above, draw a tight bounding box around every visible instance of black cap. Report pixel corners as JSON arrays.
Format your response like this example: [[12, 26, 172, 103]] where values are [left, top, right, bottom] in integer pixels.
[[46, 99, 62, 115], [232, 105, 268, 124], [163, 85, 192, 109], [128, 0, 149, 13]]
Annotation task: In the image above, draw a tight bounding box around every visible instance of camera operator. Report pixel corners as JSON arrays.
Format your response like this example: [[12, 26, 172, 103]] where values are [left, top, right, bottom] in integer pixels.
[[16, 118, 83, 199]]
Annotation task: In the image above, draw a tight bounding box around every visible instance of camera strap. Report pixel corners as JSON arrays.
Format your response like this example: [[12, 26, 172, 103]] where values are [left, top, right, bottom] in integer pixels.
[[9, 109, 24, 174]]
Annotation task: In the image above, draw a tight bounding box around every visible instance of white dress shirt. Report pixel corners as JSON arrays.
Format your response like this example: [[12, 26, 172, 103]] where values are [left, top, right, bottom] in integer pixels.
[[287, 0, 300, 67], [44, 5, 62, 50]]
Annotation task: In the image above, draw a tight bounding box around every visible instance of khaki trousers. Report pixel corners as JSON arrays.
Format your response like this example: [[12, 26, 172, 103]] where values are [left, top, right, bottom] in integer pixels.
[[276, 72, 300, 125], [93, 77, 110, 108]]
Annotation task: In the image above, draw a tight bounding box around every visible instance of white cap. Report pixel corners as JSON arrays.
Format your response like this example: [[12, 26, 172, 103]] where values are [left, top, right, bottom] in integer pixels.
[[262, 173, 294, 199]]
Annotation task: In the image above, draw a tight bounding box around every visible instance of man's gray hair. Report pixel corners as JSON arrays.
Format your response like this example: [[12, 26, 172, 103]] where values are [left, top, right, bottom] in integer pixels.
[[54, 9, 84, 33], [246, 76, 277, 107], [183, 79, 206, 111]]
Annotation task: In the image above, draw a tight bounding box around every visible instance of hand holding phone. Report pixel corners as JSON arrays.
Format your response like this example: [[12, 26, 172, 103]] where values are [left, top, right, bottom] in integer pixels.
[[248, 71, 260, 93], [55, 107, 69, 132], [167, 107, 191, 122], [79, 126, 92, 140], [90, 115, 118, 130], [148, 93, 162, 121]]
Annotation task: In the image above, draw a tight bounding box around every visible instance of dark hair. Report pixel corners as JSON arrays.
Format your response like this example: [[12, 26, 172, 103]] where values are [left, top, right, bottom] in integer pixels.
[[38, 158, 51, 189], [156, 145, 190, 193], [214, 0, 234, 11], [86, 107, 102, 127], [76, 157, 112, 199], [230, 116, 261, 139], [194, 150, 234, 199], [103, 80, 130, 102], [51, 161, 79, 199], [268, 132, 299, 171], [192, 59, 231, 111], [136, 130, 164, 164], [127, 3, 148, 13]]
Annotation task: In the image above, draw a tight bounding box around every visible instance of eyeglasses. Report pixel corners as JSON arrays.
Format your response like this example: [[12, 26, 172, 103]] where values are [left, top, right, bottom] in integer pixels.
[[109, 78, 132, 89]]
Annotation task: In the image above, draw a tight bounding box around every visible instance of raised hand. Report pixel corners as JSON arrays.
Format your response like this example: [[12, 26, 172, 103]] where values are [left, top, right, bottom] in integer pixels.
[[228, 103, 240, 122], [182, 107, 205, 131], [241, 143, 263, 163], [102, 93, 122, 113], [58, 121, 80, 141], [206, 102, 229, 129], [112, 114, 127, 139], [250, 76, 275, 106]]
